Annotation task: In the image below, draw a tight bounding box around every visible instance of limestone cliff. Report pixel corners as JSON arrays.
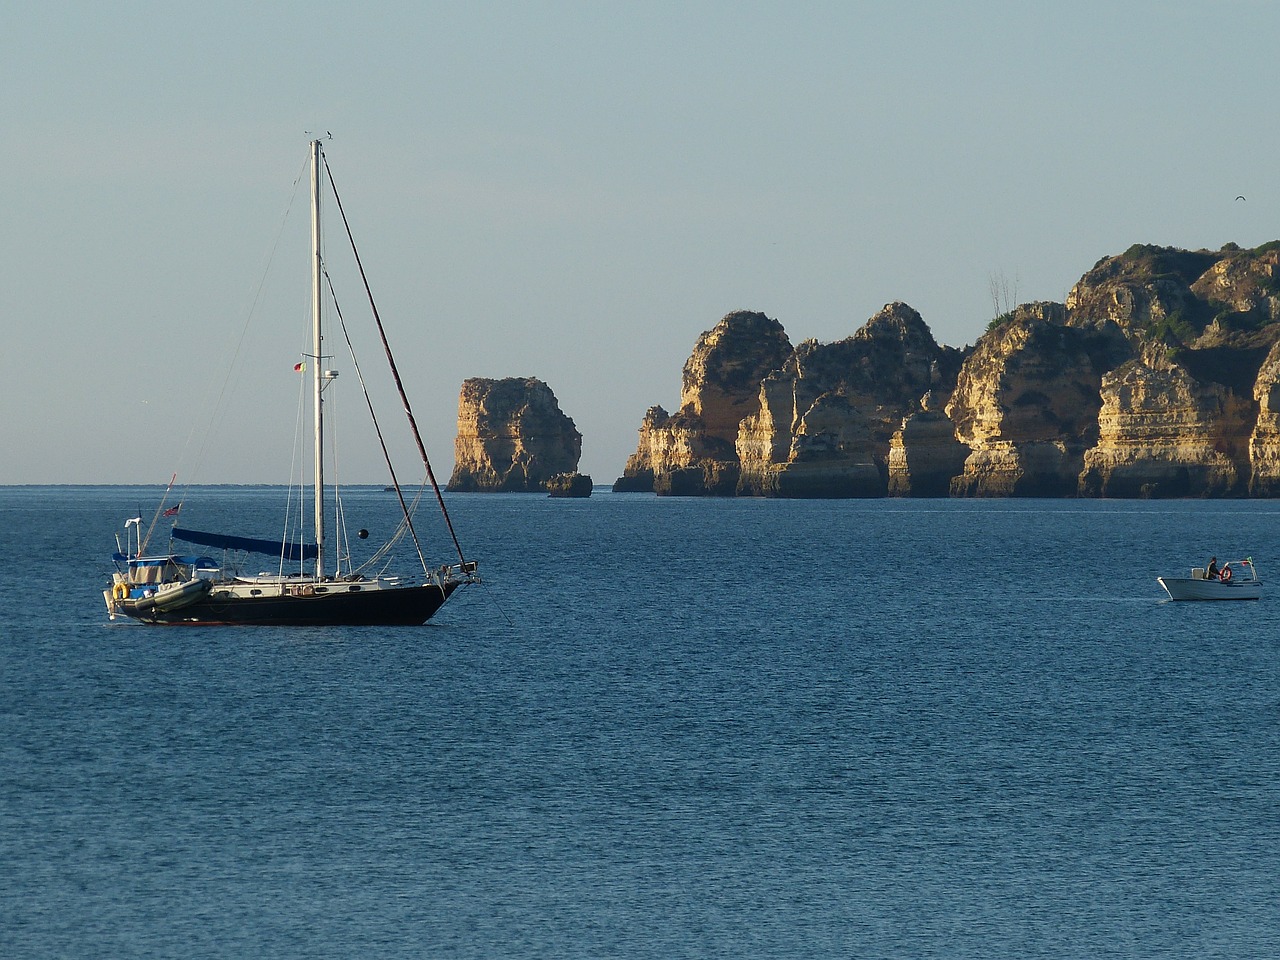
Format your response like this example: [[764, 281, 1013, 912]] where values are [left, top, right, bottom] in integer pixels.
[[1066, 242, 1280, 344], [888, 395, 970, 497], [611, 405, 743, 495], [613, 240, 1280, 498], [946, 303, 1131, 496], [447, 377, 582, 492], [1249, 338, 1280, 495], [1190, 246, 1280, 328], [1064, 245, 1222, 337], [736, 303, 965, 497], [948, 244, 1280, 498], [1078, 341, 1253, 497], [1066, 243, 1280, 497], [612, 311, 791, 494]]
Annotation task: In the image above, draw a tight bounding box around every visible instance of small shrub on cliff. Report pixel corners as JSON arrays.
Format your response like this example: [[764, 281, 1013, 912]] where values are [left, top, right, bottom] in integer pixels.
[[986, 311, 1015, 334], [1119, 244, 1218, 284], [1150, 310, 1197, 345]]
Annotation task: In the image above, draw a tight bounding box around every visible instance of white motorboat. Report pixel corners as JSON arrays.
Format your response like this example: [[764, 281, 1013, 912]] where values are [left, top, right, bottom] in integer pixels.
[[1158, 559, 1262, 601]]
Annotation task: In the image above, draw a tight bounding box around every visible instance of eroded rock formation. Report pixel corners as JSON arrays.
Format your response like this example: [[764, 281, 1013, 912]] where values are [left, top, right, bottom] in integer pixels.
[[736, 303, 964, 497], [612, 240, 1280, 497], [888, 395, 970, 497], [946, 302, 1131, 496], [1079, 341, 1250, 497], [613, 311, 792, 494], [546, 472, 593, 497], [447, 377, 581, 492], [1249, 339, 1280, 496], [1068, 243, 1280, 497]]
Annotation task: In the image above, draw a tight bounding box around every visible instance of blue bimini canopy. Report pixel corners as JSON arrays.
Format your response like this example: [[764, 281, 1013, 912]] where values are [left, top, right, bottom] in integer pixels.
[[172, 527, 319, 562]]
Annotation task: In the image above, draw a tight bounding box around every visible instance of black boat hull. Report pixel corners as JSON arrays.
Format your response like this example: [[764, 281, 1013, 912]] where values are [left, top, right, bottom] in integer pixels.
[[133, 582, 460, 626]]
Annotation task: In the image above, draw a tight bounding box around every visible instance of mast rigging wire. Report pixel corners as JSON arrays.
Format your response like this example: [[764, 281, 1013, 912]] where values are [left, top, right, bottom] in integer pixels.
[[321, 148, 469, 568], [323, 266, 432, 575]]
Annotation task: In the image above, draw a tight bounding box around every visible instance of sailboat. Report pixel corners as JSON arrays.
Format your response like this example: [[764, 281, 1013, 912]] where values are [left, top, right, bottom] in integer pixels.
[[104, 139, 478, 625]]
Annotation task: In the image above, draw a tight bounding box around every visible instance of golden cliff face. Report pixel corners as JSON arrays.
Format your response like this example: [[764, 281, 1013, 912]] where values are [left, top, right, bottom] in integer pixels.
[[447, 377, 582, 492], [735, 302, 963, 497], [888, 396, 969, 497], [908, 244, 1280, 498], [613, 312, 791, 494], [613, 241, 1280, 497], [1079, 342, 1247, 497], [945, 303, 1130, 496], [1064, 246, 1220, 333], [1067, 245, 1280, 497], [1249, 339, 1280, 496], [680, 313, 792, 443], [614, 405, 742, 495], [1190, 249, 1280, 325]]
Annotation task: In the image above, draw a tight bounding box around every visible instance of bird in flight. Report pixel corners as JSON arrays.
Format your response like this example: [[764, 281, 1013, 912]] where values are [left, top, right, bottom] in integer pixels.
[[1236, 195, 1247, 201]]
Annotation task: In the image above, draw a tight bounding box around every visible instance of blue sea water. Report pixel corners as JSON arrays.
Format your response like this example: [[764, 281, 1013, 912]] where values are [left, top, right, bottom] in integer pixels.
[[2, 486, 1280, 958]]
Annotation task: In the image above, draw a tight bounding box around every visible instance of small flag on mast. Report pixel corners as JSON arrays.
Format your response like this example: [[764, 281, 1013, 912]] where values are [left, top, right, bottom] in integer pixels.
[[294, 361, 307, 372], [163, 505, 180, 517]]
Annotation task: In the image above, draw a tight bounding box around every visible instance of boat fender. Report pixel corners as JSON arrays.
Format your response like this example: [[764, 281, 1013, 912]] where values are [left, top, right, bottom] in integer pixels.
[[1221, 566, 1233, 582], [300, 584, 315, 596], [112, 581, 129, 600]]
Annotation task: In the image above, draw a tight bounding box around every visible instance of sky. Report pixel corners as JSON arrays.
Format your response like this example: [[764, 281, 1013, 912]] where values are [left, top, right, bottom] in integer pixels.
[[4, 0, 1279, 485]]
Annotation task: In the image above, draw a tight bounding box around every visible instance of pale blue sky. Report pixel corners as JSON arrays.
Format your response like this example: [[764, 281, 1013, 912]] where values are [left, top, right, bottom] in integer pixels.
[[4, 1, 1277, 484]]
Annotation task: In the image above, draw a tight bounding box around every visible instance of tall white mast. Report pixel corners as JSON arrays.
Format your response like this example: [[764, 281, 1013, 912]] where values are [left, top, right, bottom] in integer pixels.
[[310, 138, 325, 579]]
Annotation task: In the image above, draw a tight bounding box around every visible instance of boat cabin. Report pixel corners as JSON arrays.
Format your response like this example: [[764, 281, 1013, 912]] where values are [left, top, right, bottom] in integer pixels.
[[113, 553, 218, 587]]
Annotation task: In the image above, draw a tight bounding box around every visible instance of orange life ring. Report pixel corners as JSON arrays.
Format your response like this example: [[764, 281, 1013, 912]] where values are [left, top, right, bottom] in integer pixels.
[[1220, 566, 1233, 582]]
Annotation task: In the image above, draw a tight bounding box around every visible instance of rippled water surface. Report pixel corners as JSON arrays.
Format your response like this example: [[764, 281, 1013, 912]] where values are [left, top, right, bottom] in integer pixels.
[[3, 487, 1280, 958]]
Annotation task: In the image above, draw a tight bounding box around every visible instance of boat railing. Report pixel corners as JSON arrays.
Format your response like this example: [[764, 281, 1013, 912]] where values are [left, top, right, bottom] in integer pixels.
[[1229, 560, 1260, 582], [1193, 560, 1259, 582], [436, 561, 481, 586]]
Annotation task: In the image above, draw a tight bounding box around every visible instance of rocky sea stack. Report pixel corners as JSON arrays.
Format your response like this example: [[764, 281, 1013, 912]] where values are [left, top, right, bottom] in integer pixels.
[[614, 241, 1280, 497], [447, 377, 582, 492], [546, 472, 594, 497]]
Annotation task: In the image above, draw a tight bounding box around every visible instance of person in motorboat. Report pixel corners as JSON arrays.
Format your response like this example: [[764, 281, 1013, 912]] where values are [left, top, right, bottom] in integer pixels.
[[1206, 557, 1219, 580]]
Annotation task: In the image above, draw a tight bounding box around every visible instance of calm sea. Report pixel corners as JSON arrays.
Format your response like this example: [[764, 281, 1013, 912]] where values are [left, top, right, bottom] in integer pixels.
[[2, 486, 1279, 958]]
